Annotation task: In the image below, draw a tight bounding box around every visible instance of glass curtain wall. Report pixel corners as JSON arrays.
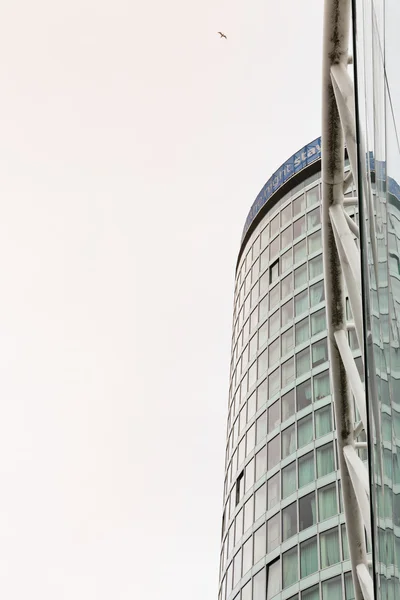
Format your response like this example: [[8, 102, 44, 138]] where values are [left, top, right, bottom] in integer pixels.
[[218, 168, 357, 600], [354, 0, 400, 597]]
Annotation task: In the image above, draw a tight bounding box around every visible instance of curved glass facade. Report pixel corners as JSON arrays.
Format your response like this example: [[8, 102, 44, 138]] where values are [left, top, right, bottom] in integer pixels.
[[219, 166, 361, 600]]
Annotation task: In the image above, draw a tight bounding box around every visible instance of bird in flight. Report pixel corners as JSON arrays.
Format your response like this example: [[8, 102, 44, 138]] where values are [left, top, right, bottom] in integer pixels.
[[218, 32, 227, 39]]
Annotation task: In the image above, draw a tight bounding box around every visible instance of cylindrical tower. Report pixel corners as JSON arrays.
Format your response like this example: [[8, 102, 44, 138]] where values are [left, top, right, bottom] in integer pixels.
[[219, 139, 361, 600]]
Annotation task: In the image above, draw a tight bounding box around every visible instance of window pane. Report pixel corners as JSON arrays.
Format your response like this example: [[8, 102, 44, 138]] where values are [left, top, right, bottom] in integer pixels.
[[307, 207, 320, 229], [256, 412, 267, 444], [269, 283, 280, 310], [302, 584, 320, 600], [293, 194, 306, 216], [267, 559, 281, 599], [282, 501, 297, 541], [281, 204, 292, 227], [294, 216, 306, 239], [281, 225, 293, 250], [282, 389, 295, 421], [267, 473, 280, 510], [282, 461, 296, 498], [298, 414, 313, 448], [320, 529, 340, 568], [269, 368, 280, 397], [296, 317, 309, 345], [245, 459, 255, 492], [297, 379, 312, 410], [344, 572, 355, 600], [268, 435, 280, 470], [281, 273, 292, 299], [283, 546, 298, 588], [235, 508, 243, 544], [319, 483, 337, 521], [310, 281, 325, 307], [282, 298, 293, 323], [255, 446, 267, 480], [341, 524, 349, 561], [254, 524, 266, 564], [294, 238, 307, 263], [253, 568, 266, 600], [243, 496, 254, 532], [309, 254, 323, 279], [255, 483, 266, 521], [317, 443, 335, 477], [314, 371, 330, 401], [282, 248, 293, 272], [299, 452, 314, 488], [295, 289, 308, 316], [259, 321, 268, 348], [296, 347, 310, 377], [267, 513, 280, 553], [282, 327, 294, 355], [270, 214, 279, 237], [269, 337, 280, 368], [270, 237, 279, 261], [311, 308, 326, 335], [299, 492, 316, 531], [282, 356, 294, 387], [308, 230, 322, 253], [246, 423, 256, 455], [295, 263, 308, 288], [312, 338, 328, 366], [269, 311, 280, 337], [315, 405, 332, 437], [233, 549, 242, 587], [306, 186, 319, 207], [268, 401, 280, 433], [242, 536, 253, 575], [282, 424, 296, 459], [300, 537, 318, 577]]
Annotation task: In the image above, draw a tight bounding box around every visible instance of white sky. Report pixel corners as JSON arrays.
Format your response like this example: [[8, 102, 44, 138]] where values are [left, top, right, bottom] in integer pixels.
[[0, 1, 322, 598]]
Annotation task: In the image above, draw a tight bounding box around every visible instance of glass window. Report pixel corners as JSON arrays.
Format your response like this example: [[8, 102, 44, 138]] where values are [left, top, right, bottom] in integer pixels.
[[309, 254, 323, 279], [282, 501, 297, 541], [281, 204, 292, 227], [257, 378, 268, 410], [293, 194, 306, 216], [282, 389, 295, 421], [251, 519, 266, 564], [300, 536, 318, 578], [269, 338, 280, 368], [310, 281, 325, 307], [270, 214, 279, 237], [260, 272, 269, 295], [269, 368, 280, 397], [314, 371, 330, 401], [282, 356, 294, 387], [319, 483, 337, 521], [258, 349, 267, 378], [311, 308, 326, 335], [254, 483, 266, 521], [295, 289, 308, 316], [267, 558, 281, 599], [306, 186, 319, 207], [307, 207, 320, 229], [253, 568, 266, 600], [255, 445, 267, 481], [281, 225, 292, 250], [249, 333, 258, 360], [238, 437, 246, 467], [299, 492, 316, 531], [296, 317, 309, 345], [317, 443, 335, 477], [267, 435, 280, 470], [268, 401, 280, 433], [282, 546, 298, 588], [298, 414, 313, 448], [281, 248, 293, 272], [312, 338, 328, 367], [282, 326, 294, 355], [245, 459, 255, 492], [247, 423, 256, 455], [322, 576, 342, 600], [308, 230, 322, 253], [315, 405, 332, 437], [294, 238, 307, 263], [233, 549, 242, 587], [259, 321, 268, 348], [341, 524, 349, 561], [281, 298, 293, 324], [344, 572, 354, 600], [296, 347, 310, 377], [320, 528, 340, 568], [269, 310, 280, 337], [261, 225, 269, 249], [297, 379, 312, 410], [259, 294, 268, 321], [281, 273, 292, 299], [267, 513, 280, 553], [256, 412, 267, 444], [243, 496, 254, 532], [242, 536, 253, 575], [299, 452, 315, 488], [282, 461, 296, 498], [267, 473, 280, 509], [248, 391, 256, 421], [282, 424, 296, 459], [270, 237, 279, 261], [302, 585, 320, 600], [248, 361, 257, 389], [295, 263, 308, 288]]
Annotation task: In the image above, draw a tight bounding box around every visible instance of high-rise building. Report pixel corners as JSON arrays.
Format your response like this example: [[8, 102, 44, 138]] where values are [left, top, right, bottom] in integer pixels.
[[218, 140, 360, 600], [218, 0, 400, 598]]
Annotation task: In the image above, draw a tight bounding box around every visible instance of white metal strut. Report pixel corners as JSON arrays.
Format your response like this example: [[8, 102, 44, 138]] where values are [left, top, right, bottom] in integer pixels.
[[322, 1, 374, 599]]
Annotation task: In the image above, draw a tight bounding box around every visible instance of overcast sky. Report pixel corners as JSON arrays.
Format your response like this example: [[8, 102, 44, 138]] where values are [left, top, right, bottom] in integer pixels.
[[0, 1, 322, 599]]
